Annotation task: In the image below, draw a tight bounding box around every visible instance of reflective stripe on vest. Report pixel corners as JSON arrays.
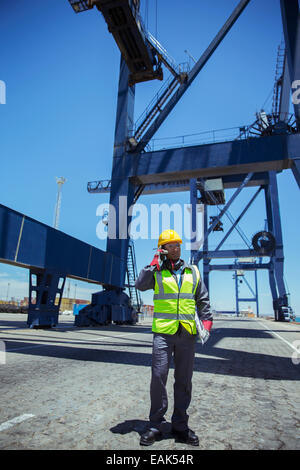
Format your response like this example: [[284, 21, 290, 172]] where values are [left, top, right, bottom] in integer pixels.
[[152, 265, 200, 334], [153, 312, 196, 321]]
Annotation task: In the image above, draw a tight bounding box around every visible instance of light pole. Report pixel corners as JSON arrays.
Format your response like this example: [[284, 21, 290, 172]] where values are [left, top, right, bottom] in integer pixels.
[[53, 177, 66, 229]]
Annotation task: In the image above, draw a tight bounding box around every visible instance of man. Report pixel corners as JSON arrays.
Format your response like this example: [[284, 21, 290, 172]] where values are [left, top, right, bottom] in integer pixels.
[[135, 229, 213, 446]]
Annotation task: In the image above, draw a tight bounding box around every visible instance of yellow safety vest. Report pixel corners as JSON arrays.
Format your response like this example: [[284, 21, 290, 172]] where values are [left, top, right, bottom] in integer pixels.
[[152, 265, 200, 335]]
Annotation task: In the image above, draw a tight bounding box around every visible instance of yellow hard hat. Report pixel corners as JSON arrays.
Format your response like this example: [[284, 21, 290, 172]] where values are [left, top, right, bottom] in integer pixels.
[[158, 229, 182, 247]]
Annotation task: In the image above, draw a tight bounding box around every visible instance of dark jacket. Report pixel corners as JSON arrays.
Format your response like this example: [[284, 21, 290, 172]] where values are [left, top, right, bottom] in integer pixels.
[[135, 259, 213, 322]]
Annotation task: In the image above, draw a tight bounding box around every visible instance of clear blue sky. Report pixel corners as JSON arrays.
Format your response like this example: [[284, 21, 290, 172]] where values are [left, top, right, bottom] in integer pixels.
[[0, 0, 299, 315]]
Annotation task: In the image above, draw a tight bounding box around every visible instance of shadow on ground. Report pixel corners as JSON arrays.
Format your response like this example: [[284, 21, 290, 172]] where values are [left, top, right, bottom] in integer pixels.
[[1, 318, 300, 381]]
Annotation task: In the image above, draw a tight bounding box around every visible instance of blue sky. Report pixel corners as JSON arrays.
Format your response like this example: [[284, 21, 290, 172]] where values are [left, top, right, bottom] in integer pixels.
[[0, 0, 299, 315]]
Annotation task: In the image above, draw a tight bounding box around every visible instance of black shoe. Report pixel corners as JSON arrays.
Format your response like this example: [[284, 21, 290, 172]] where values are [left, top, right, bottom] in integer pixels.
[[140, 429, 162, 446], [172, 428, 199, 446]]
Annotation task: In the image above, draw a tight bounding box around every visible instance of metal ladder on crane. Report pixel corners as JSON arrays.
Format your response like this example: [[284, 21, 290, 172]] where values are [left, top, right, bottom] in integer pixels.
[[126, 239, 142, 312], [133, 75, 181, 143], [128, 33, 190, 147], [130, 65, 189, 147], [272, 40, 286, 117]]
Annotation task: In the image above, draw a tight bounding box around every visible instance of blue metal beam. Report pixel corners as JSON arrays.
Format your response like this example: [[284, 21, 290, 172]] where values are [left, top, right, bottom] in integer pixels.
[[88, 172, 270, 195], [268, 268, 278, 304], [106, 57, 136, 288], [129, 134, 300, 184], [209, 263, 270, 271], [235, 272, 239, 314], [203, 249, 259, 259], [291, 158, 300, 188], [189, 178, 198, 264], [215, 186, 263, 252], [280, 0, 300, 126], [242, 275, 256, 298], [194, 172, 254, 264], [279, 53, 291, 119], [238, 298, 257, 302], [203, 204, 210, 291], [265, 171, 287, 302], [0, 203, 123, 288], [254, 268, 259, 317]]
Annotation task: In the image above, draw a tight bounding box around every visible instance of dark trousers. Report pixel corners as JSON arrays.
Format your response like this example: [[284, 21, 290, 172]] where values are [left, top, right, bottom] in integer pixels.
[[149, 323, 196, 432]]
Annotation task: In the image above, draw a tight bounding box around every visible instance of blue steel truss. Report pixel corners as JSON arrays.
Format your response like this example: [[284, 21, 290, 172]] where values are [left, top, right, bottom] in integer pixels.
[[102, 0, 300, 322]]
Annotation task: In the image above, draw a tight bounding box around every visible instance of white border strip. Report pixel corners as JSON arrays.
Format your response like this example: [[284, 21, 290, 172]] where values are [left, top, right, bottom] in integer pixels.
[[0, 414, 35, 432], [256, 320, 300, 354]]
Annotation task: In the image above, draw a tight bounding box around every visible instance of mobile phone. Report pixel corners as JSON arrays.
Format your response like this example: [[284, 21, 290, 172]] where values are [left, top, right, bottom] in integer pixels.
[[159, 248, 168, 261]]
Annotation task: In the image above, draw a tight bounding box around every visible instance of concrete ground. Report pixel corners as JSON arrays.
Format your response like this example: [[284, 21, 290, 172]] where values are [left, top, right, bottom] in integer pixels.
[[0, 313, 299, 450]]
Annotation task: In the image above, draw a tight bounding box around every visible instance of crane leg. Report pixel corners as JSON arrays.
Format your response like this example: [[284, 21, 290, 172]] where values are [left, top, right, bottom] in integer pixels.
[[27, 268, 66, 328]]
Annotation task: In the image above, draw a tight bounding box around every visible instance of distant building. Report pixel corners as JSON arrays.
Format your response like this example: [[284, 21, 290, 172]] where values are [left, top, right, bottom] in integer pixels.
[[140, 304, 154, 316], [60, 298, 89, 313], [0, 299, 19, 306], [1, 296, 90, 312]]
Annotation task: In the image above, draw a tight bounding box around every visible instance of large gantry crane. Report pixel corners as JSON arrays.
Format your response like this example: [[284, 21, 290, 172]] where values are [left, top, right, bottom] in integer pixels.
[[0, 0, 299, 327]]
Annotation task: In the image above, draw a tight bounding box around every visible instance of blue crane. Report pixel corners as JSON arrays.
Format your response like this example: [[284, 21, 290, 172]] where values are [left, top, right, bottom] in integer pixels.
[[0, 0, 299, 326]]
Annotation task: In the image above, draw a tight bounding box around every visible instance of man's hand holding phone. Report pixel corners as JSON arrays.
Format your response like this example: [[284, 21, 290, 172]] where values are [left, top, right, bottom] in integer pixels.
[[150, 248, 168, 271]]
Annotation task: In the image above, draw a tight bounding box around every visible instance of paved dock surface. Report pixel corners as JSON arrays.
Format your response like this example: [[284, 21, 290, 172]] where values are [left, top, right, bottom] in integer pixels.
[[0, 314, 299, 450]]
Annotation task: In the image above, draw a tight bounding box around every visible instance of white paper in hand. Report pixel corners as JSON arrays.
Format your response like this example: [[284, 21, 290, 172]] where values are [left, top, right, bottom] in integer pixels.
[[195, 314, 210, 345]]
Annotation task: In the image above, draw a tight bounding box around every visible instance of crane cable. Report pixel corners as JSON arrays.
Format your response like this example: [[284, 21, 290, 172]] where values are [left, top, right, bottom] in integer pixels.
[[155, 0, 158, 40]]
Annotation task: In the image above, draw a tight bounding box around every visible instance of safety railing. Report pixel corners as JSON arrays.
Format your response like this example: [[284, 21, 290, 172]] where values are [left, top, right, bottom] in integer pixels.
[[141, 125, 248, 152], [130, 63, 190, 142]]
